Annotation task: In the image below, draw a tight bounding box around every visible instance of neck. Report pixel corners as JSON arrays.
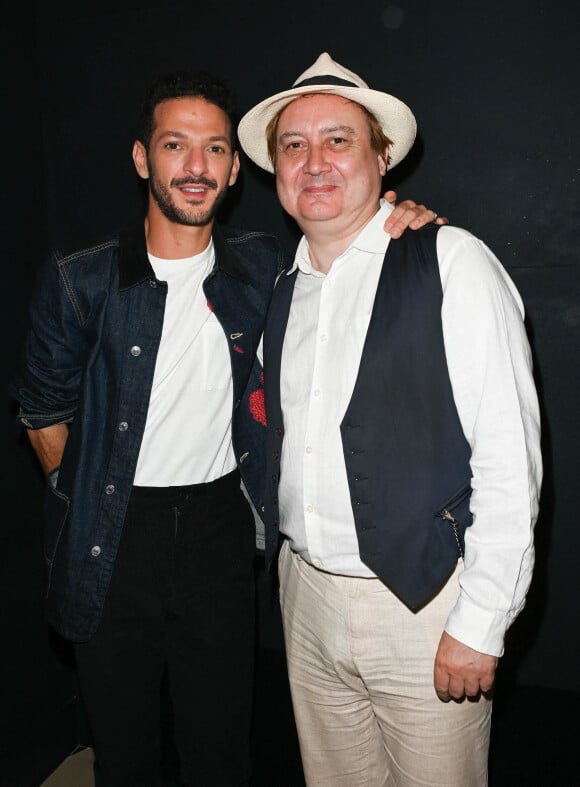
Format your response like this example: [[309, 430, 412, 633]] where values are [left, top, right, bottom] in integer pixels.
[[144, 205, 214, 259], [301, 202, 381, 274]]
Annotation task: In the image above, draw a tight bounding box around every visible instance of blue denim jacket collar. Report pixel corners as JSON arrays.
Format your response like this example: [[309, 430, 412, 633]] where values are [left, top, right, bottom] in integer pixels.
[[118, 217, 251, 290]]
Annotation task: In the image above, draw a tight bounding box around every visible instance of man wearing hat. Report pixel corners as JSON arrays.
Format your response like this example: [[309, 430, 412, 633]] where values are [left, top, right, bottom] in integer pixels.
[[239, 53, 542, 785]]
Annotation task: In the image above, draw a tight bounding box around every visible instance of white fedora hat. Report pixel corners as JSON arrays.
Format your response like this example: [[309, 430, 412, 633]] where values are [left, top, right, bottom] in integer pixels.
[[238, 52, 417, 173]]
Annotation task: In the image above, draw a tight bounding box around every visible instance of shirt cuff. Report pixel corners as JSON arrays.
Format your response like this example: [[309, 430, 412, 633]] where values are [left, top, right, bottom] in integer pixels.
[[444, 593, 508, 657]]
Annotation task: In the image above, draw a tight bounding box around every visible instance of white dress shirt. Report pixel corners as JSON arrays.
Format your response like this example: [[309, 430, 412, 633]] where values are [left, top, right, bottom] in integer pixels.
[[278, 201, 542, 655], [134, 240, 236, 486]]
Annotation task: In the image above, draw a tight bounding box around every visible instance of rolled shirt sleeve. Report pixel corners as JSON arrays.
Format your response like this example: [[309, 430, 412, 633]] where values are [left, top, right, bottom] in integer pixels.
[[438, 226, 542, 656]]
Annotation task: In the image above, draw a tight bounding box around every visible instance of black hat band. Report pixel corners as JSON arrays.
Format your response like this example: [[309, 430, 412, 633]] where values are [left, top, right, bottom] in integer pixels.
[[293, 75, 359, 89]]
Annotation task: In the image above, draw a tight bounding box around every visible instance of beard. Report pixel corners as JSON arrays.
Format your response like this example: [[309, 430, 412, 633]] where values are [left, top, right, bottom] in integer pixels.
[[147, 161, 230, 227]]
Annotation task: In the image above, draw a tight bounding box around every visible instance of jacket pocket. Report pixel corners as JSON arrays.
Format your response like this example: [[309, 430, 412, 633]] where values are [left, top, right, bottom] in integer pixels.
[[43, 483, 70, 571], [435, 484, 472, 559]]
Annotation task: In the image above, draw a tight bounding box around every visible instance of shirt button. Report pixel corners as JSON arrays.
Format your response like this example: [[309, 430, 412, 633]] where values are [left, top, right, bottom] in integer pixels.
[[149, 279, 157, 288], [105, 484, 115, 495], [306, 504, 314, 513], [314, 559, 322, 569], [130, 345, 141, 357], [118, 421, 128, 432], [319, 334, 328, 343], [313, 389, 321, 397], [90, 546, 101, 557], [305, 446, 313, 454]]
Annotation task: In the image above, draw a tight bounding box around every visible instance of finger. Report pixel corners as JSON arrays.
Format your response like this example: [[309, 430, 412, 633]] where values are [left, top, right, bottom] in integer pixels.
[[433, 666, 451, 702], [385, 203, 423, 238], [383, 189, 398, 205], [464, 676, 483, 698], [435, 215, 449, 225], [447, 675, 467, 701], [391, 210, 437, 237], [408, 207, 437, 229], [479, 665, 498, 694]]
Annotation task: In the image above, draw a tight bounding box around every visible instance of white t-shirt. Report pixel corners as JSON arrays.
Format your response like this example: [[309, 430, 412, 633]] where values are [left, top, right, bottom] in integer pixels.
[[134, 240, 236, 486]]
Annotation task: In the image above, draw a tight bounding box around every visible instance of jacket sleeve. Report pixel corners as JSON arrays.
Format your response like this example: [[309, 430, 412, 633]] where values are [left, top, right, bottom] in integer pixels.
[[9, 252, 86, 429]]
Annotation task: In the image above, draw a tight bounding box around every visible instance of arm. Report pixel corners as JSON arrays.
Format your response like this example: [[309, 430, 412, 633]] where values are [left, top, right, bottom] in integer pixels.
[[434, 227, 541, 700], [27, 423, 69, 477], [383, 189, 448, 238], [9, 251, 86, 424], [9, 252, 83, 461]]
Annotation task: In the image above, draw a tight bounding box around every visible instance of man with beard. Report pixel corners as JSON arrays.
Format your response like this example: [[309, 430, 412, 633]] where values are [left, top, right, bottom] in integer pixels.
[[10, 71, 439, 786]]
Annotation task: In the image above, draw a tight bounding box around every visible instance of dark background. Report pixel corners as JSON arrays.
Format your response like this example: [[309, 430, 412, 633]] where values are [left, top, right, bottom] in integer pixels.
[[2, 0, 579, 782]]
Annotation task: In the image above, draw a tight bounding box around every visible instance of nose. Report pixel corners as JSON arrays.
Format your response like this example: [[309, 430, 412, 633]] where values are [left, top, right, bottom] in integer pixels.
[[183, 147, 207, 176], [304, 143, 330, 175]]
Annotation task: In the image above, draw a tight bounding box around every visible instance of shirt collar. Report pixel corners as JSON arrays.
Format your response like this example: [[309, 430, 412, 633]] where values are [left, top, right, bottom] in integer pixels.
[[287, 199, 394, 276]]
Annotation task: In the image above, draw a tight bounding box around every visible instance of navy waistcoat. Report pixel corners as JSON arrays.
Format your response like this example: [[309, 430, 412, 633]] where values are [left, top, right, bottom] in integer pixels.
[[263, 224, 473, 610]]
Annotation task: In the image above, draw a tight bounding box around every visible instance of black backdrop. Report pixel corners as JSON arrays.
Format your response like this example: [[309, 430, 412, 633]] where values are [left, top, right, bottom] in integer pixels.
[[2, 0, 579, 770]]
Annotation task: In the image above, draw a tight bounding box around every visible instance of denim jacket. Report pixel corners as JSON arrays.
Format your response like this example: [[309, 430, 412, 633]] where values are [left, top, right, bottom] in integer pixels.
[[10, 220, 283, 641]]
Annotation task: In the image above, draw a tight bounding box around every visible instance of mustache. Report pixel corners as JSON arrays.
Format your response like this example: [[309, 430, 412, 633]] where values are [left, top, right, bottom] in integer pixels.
[[171, 176, 218, 190]]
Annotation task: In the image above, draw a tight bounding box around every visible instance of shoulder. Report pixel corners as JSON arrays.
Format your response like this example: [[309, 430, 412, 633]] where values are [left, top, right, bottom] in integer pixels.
[[436, 224, 505, 279], [219, 225, 290, 279], [37, 231, 124, 312], [52, 231, 120, 272], [436, 225, 524, 316], [222, 226, 284, 254]]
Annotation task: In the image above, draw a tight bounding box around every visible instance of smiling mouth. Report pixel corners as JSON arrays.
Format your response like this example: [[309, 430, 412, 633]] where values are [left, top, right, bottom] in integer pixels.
[[172, 177, 218, 196], [303, 185, 337, 195]]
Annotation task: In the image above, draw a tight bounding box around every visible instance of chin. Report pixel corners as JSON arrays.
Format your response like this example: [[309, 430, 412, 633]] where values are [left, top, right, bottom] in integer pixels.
[[300, 208, 341, 223]]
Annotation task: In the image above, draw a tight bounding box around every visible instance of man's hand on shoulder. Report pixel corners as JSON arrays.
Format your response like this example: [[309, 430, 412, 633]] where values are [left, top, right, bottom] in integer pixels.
[[434, 631, 498, 702], [383, 190, 448, 238]]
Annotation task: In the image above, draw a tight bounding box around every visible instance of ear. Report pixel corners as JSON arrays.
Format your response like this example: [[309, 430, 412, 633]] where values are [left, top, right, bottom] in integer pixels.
[[132, 140, 149, 179], [228, 150, 241, 186], [378, 148, 388, 177]]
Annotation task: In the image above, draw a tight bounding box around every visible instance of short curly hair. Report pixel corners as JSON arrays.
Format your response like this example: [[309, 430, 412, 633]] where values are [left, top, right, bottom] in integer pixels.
[[138, 71, 238, 150]]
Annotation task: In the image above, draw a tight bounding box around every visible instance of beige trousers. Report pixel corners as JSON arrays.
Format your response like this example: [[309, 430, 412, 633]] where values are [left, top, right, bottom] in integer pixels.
[[279, 541, 491, 786]]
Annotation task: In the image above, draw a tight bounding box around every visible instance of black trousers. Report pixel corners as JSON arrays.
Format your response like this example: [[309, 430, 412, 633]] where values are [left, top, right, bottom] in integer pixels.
[[74, 470, 256, 787]]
